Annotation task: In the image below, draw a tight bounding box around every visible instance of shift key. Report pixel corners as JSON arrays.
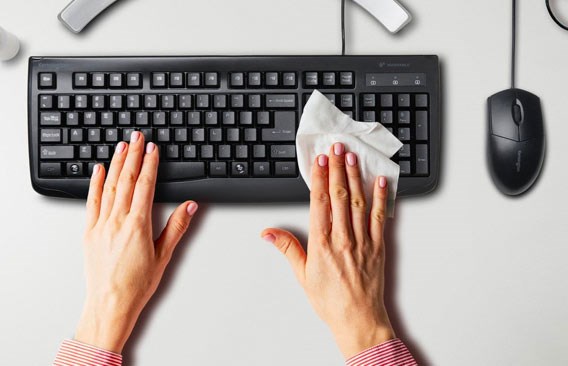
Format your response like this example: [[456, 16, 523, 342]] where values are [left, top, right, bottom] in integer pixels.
[[262, 112, 296, 142], [40, 146, 74, 160], [266, 94, 296, 109]]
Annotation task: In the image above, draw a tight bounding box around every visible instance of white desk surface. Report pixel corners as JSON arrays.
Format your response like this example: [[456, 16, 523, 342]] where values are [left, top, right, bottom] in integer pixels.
[[1, 0, 567, 365]]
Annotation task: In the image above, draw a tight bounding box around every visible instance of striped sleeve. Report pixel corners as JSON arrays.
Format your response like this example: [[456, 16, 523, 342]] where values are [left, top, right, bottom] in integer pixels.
[[346, 338, 417, 366], [53, 339, 122, 366]]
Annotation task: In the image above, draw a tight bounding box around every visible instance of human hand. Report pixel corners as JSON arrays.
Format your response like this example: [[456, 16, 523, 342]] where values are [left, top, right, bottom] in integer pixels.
[[75, 132, 198, 353], [261, 142, 395, 359]]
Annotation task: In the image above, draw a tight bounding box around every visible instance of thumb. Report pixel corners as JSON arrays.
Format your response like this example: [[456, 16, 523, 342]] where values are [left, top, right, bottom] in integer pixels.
[[261, 228, 306, 283], [156, 201, 199, 262]]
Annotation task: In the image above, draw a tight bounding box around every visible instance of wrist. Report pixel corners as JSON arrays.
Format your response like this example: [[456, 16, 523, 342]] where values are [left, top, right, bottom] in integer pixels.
[[334, 318, 396, 359], [75, 294, 139, 353]]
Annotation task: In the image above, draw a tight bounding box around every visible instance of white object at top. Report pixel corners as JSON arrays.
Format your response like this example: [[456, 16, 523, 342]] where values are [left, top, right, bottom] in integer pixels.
[[0, 27, 20, 61], [58, 0, 119, 33], [351, 0, 412, 33]]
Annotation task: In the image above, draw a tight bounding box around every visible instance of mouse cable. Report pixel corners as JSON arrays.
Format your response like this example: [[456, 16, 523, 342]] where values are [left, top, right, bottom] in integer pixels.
[[546, 0, 568, 31], [511, 0, 517, 89], [341, 0, 347, 55]]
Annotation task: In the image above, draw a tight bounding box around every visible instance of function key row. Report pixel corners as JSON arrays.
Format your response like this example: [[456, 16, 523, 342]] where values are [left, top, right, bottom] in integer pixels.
[[229, 72, 297, 89], [304, 71, 354, 88], [361, 93, 429, 109]]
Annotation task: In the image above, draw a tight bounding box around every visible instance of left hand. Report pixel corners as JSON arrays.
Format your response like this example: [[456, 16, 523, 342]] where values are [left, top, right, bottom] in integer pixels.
[[75, 132, 198, 353]]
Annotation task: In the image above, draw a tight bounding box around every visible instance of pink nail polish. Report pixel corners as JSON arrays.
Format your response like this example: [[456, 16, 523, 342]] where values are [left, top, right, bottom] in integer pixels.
[[146, 142, 155, 154], [346, 152, 357, 166], [115, 142, 126, 154], [131, 131, 140, 143], [317, 154, 328, 167], [92, 164, 100, 176], [333, 143, 344, 156], [379, 176, 387, 189], [263, 234, 276, 243], [186, 202, 198, 215]]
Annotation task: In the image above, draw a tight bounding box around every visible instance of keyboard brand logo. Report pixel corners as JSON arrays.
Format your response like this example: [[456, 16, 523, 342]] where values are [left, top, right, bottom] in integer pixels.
[[380, 62, 411, 68], [516, 150, 523, 173]]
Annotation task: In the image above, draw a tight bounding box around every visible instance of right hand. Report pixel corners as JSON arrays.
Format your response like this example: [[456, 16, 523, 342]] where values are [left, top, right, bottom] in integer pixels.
[[261, 143, 395, 359]]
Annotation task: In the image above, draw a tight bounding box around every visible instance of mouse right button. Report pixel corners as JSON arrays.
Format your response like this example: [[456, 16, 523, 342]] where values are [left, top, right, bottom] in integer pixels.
[[517, 91, 544, 141]]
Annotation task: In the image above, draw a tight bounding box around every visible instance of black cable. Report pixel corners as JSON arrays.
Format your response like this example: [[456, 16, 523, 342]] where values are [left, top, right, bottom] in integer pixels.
[[546, 0, 568, 30], [511, 0, 517, 89], [341, 0, 346, 55]]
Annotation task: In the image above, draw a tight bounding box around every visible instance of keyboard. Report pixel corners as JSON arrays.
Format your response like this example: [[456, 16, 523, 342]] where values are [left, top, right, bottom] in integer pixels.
[[28, 56, 441, 201]]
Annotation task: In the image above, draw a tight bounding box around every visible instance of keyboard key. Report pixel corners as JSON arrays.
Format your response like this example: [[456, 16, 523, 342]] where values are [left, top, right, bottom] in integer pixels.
[[136, 112, 149, 126], [271, 145, 296, 159], [183, 145, 197, 159], [58, 96, 71, 109], [239, 111, 253, 125], [66, 162, 84, 177], [236, 145, 248, 159], [153, 111, 166, 126], [363, 94, 376, 108], [305, 72, 318, 86], [274, 161, 297, 177], [40, 145, 74, 160], [40, 95, 53, 109], [244, 128, 257, 142], [222, 111, 236, 125], [152, 73, 167, 88], [110, 95, 123, 109], [340, 72, 354, 86], [118, 112, 131, 125], [209, 128, 222, 142], [170, 73, 185, 87], [398, 144, 411, 158], [88, 129, 101, 142], [231, 162, 248, 176], [74, 73, 88, 88], [105, 129, 119, 142], [416, 145, 429, 175], [363, 111, 376, 122], [323, 72, 336, 86], [283, 72, 296, 87], [40, 129, 62, 143], [253, 162, 270, 177], [40, 112, 62, 126], [127, 95, 140, 109], [161, 95, 175, 109], [79, 146, 92, 159], [340, 94, 354, 109], [398, 111, 410, 124], [380, 94, 393, 107], [257, 111, 270, 125], [266, 94, 296, 109], [192, 128, 205, 142], [109, 73, 123, 88], [201, 145, 214, 159], [39, 73, 56, 89], [231, 94, 244, 108], [83, 112, 97, 125], [398, 94, 410, 107], [158, 162, 206, 181], [127, 73, 142, 88], [205, 73, 219, 87], [248, 72, 262, 87], [205, 111, 218, 125], [92, 73, 106, 88], [145, 95, 158, 109], [214, 95, 227, 109], [157, 129, 170, 142], [196, 95, 210, 109], [187, 112, 201, 125], [415, 94, 428, 108], [141, 128, 153, 142], [96, 146, 111, 160], [398, 128, 411, 141], [230, 73, 245, 88], [70, 129, 83, 142], [380, 111, 393, 124], [92, 95, 105, 109], [324, 94, 336, 105], [187, 73, 201, 87], [262, 111, 296, 141], [248, 94, 262, 109], [171, 111, 184, 125], [253, 145, 266, 158], [266, 72, 279, 87], [166, 145, 179, 159], [399, 161, 411, 176], [416, 111, 429, 140], [218, 145, 231, 159], [226, 128, 239, 142], [174, 128, 188, 142], [40, 163, 61, 177], [210, 162, 227, 177]]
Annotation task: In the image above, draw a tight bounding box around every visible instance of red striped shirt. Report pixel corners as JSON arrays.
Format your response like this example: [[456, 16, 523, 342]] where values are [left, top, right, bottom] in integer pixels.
[[346, 339, 417, 366], [53, 338, 415, 365]]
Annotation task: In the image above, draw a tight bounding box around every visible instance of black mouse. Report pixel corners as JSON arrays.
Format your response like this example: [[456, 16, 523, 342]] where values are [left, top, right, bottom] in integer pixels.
[[487, 88, 545, 196]]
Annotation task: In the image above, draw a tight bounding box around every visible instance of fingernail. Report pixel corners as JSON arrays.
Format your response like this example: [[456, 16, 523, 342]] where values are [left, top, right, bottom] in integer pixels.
[[263, 234, 276, 243], [131, 131, 140, 143], [334, 143, 344, 156], [186, 202, 198, 215], [346, 152, 357, 166], [317, 154, 328, 167], [115, 142, 126, 154], [146, 142, 155, 154], [92, 164, 100, 176], [379, 176, 387, 189]]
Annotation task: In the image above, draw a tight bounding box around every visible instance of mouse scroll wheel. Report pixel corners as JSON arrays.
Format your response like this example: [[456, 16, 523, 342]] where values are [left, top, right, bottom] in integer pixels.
[[512, 99, 524, 125]]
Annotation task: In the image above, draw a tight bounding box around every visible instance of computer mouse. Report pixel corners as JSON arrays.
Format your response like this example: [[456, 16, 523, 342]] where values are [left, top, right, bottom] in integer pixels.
[[487, 88, 545, 196]]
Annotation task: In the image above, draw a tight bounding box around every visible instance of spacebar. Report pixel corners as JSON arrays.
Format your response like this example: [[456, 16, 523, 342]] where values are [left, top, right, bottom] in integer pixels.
[[158, 162, 206, 181]]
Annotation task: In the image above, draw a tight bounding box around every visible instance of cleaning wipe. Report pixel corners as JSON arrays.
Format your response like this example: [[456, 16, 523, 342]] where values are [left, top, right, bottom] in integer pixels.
[[296, 90, 403, 217]]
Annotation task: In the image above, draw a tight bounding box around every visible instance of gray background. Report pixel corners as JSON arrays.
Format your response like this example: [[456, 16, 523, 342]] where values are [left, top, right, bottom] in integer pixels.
[[1, 0, 567, 365]]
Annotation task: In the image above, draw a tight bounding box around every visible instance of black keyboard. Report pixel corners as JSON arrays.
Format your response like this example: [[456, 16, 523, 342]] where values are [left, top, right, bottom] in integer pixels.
[[28, 56, 441, 201]]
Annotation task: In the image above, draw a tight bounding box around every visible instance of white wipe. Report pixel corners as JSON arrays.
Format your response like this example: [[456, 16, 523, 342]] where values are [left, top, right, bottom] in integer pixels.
[[296, 90, 403, 217]]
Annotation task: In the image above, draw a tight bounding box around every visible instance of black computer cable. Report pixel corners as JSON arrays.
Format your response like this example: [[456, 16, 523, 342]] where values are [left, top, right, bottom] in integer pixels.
[[546, 0, 568, 30], [341, 0, 347, 55], [511, 0, 517, 88]]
